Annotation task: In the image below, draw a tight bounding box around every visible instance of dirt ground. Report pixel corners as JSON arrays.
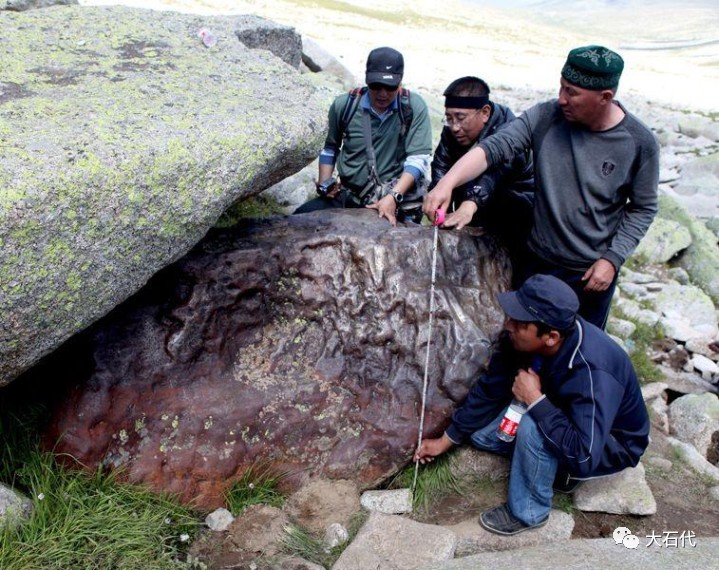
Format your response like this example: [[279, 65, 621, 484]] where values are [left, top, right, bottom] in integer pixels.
[[187, 424, 718, 569], [411, 425, 719, 541]]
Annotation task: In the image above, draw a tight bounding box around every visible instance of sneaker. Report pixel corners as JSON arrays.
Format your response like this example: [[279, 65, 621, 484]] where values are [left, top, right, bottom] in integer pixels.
[[479, 504, 549, 536], [552, 471, 583, 494]]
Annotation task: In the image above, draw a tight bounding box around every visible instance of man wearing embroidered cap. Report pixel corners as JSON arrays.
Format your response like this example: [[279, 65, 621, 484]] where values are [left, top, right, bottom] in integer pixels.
[[424, 46, 659, 328], [295, 46, 432, 226], [415, 274, 649, 535]]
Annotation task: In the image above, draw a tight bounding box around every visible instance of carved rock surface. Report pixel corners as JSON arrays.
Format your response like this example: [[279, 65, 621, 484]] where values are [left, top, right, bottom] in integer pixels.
[[45, 211, 510, 508]]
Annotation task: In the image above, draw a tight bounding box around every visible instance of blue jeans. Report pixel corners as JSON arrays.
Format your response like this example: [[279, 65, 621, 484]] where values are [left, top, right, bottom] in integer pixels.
[[470, 410, 558, 526]]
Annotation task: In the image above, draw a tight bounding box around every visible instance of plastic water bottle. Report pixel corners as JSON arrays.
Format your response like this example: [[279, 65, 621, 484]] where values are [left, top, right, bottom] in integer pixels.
[[197, 28, 218, 48], [496, 399, 528, 442], [496, 356, 541, 442]]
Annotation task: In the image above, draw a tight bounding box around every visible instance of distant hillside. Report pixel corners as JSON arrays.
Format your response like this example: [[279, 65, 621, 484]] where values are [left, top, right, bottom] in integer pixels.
[[79, 0, 719, 112]]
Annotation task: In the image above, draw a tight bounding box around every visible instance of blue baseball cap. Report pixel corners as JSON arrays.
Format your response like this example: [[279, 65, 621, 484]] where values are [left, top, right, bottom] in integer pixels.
[[497, 274, 579, 330]]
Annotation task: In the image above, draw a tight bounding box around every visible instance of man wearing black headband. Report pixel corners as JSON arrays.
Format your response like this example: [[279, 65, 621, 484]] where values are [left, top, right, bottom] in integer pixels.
[[430, 76, 534, 277], [424, 47, 659, 329]]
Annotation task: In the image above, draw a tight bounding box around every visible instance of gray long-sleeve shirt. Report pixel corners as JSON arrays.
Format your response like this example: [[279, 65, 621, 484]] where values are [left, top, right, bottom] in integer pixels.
[[479, 100, 659, 271]]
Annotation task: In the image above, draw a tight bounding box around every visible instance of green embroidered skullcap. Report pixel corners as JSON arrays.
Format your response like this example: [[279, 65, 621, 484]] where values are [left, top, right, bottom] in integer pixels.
[[561, 45, 624, 90]]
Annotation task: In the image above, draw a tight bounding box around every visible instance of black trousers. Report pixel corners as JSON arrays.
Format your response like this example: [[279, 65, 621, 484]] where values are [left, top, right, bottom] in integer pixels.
[[513, 256, 618, 330]]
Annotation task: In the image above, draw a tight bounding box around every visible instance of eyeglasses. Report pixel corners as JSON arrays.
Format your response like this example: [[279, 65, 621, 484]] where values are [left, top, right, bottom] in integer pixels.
[[368, 83, 399, 92], [442, 110, 480, 128]]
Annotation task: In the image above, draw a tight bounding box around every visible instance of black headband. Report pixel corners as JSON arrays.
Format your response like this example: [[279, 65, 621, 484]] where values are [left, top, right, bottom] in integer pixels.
[[444, 95, 489, 109]]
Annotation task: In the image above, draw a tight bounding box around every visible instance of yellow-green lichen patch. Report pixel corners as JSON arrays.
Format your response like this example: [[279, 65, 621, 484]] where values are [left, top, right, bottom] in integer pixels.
[[1, 5, 327, 385]]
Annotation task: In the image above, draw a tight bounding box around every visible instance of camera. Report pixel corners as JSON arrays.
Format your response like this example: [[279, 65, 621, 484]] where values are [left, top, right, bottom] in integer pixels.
[[317, 177, 336, 197]]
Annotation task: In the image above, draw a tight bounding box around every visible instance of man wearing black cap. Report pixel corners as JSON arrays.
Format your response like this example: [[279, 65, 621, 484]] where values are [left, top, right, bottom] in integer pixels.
[[424, 46, 660, 328], [295, 46, 432, 226], [430, 76, 534, 277], [415, 274, 649, 535]]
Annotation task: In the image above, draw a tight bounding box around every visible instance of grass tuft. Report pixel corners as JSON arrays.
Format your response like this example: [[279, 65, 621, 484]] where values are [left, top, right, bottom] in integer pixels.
[[386, 454, 464, 511], [0, 404, 199, 569], [280, 509, 367, 568], [629, 319, 665, 384], [215, 195, 286, 227], [281, 524, 338, 568], [281, 511, 366, 570], [552, 492, 577, 514], [610, 306, 664, 384], [223, 462, 288, 516]]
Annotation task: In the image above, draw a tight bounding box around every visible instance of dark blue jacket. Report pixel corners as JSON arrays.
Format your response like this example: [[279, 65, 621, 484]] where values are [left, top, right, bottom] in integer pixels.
[[446, 317, 649, 478], [429, 101, 534, 207]]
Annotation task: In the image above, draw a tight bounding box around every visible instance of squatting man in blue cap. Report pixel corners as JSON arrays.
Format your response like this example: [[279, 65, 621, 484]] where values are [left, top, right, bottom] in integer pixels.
[[424, 46, 660, 329], [295, 46, 432, 226], [414, 274, 650, 535]]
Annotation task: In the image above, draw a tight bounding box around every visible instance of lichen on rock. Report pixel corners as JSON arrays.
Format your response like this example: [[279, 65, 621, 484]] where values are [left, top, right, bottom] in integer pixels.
[[0, 5, 327, 385]]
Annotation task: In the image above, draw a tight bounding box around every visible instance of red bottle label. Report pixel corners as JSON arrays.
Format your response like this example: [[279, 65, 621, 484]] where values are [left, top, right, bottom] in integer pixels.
[[498, 416, 519, 437]]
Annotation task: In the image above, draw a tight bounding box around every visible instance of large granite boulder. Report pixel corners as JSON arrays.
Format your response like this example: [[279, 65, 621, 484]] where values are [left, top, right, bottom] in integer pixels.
[[332, 512, 457, 570], [0, 6, 326, 386], [633, 217, 692, 263], [44, 210, 510, 508], [234, 15, 303, 68], [657, 194, 719, 303], [0, 0, 76, 10], [301, 37, 357, 88], [672, 152, 719, 220], [668, 393, 719, 460]]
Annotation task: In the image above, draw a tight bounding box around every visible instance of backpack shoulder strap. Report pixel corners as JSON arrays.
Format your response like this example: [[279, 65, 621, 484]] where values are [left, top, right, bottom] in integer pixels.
[[397, 88, 413, 136], [339, 86, 366, 139]]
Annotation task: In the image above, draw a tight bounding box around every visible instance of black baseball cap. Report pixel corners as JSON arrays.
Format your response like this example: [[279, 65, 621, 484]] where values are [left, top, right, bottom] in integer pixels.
[[497, 274, 579, 330], [365, 46, 404, 87]]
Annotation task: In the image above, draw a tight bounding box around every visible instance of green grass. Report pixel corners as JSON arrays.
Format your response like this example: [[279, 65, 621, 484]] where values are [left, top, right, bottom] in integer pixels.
[[0, 406, 200, 570], [552, 492, 577, 515], [623, 255, 647, 272], [222, 463, 368, 569], [289, 0, 407, 25], [386, 453, 464, 511], [627, 320, 665, 384], [680, 107, 719, 121], [610, 305, 664, 384], [223, 462, 288, 516], [280, 511, 367, 569], [281, 524, 341, 568], [214, 195, 286, 227], [630, 349, 664, 384]]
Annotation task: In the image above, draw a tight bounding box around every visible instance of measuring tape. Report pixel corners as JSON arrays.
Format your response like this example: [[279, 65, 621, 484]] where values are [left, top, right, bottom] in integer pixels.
[[411, 208, 445, 497]]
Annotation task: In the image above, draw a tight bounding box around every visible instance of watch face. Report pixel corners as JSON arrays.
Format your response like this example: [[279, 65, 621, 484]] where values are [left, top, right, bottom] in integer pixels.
[[392, 191, 403, 203]]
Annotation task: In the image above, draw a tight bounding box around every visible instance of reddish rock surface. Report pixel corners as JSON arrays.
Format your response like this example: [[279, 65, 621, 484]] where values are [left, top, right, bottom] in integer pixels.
[[45, 210, 510, 508]]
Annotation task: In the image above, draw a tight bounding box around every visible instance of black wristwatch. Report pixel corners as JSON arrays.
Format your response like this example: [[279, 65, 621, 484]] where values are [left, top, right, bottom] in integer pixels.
[[391, 191, 404, 203]]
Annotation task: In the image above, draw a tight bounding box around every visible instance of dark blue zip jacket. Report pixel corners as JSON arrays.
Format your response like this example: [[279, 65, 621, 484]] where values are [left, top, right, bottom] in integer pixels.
[[429, 101, 534, 207], [446, 317, 649, 477]]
